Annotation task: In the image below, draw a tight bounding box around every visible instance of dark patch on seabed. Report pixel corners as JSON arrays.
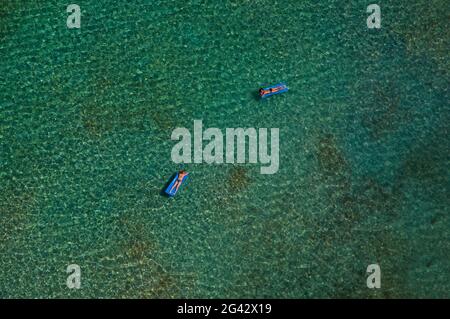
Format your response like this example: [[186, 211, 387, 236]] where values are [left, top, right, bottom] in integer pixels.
[[0, 185, 35, 247], [393, 121, 449, 203], [308, 131, 431, 297], [227, 165, 251, 192], [362, 82, 412, 140]]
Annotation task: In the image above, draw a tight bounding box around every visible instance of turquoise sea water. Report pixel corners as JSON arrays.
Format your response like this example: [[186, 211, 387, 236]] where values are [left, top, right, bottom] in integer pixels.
[[0, 1, 448, 298]]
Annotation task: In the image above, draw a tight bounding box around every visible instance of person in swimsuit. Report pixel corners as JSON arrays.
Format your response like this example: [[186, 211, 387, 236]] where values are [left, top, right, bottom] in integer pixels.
[[260, 86, 283, 96], [169, 170, 188, 193]]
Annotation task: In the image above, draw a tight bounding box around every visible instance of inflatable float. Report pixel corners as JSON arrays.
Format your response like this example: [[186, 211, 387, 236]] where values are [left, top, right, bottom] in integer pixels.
[[165, 171, 189, 197], [259, 82, 288, 98]]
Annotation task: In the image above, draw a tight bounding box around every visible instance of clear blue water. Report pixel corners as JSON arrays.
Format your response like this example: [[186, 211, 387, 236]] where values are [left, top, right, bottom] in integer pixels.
[[0, 0, 448, 298]]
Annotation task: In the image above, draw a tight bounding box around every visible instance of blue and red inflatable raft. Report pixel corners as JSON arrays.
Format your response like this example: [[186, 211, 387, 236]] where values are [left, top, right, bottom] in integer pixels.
[[259, 82, 289, 98]]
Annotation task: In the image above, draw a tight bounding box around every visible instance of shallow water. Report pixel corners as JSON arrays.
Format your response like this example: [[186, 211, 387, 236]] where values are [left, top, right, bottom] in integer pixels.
[[0, 0, 448, 298]]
